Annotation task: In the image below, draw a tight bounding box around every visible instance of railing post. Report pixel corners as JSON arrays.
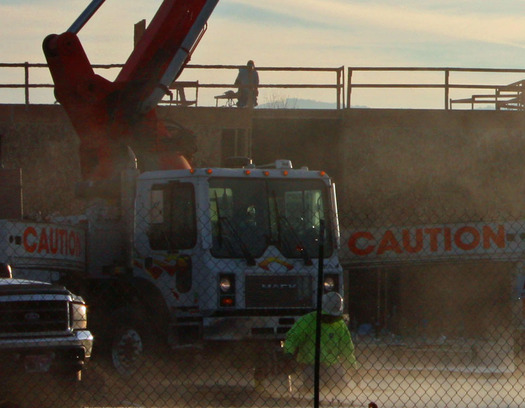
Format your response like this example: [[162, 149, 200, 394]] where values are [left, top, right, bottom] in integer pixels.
[[24, 62, 30, 105], [336, 66, 343, 110], [444, 69, 449, 110], [347, 69, 353, 109]]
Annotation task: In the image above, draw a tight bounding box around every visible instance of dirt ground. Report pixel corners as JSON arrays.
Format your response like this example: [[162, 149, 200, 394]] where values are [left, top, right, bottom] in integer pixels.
[[76, 355, 525, 408], [5, 351, 525, 408]]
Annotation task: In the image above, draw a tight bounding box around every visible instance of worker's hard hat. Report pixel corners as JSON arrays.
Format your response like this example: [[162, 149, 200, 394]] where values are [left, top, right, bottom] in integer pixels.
[[322, 292, 344, 316]]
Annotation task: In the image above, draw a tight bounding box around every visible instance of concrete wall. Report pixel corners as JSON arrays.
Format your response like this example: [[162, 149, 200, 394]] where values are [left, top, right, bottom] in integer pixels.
[[251, 109, 342, 181], [0, 105, 82, 218], [2, 104, 525, 224], [158, 106, 254, 167], [338, 109, 525, 226], [0, 105, 255, 217], [4, 104, 521, 344]]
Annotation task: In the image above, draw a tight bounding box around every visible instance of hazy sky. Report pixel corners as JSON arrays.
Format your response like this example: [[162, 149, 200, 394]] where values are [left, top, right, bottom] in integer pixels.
[[2, 0, 525, 106]]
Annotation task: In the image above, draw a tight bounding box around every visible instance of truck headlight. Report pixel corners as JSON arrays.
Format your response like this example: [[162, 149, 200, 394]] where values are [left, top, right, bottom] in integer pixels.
[[71, 302, 88, 330], [220, 277, 232, 292], [219, 273, 235, 307], [323, 275, 339, 292], [323, 277, 335, 292]]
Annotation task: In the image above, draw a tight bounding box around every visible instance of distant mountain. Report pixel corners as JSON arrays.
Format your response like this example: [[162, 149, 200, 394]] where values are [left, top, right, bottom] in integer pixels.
[[258, 98, 367, 109], [258, 98, 336, 109]]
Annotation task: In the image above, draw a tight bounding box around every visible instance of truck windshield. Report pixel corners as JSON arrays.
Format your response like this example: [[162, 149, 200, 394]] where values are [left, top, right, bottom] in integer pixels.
[[209, 178, 333, 259]]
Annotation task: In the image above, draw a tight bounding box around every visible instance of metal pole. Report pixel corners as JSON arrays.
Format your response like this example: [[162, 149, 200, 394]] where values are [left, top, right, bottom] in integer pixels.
[[24, 62, 29, 105], [314, 220, 325, 408], [341, 66, 345, 109], [336, 67, 342, 110], [347, 69, 353, 109], [376, 269, 381, 337], [68, 0, 106, 34], [444, 69, 450, 110]]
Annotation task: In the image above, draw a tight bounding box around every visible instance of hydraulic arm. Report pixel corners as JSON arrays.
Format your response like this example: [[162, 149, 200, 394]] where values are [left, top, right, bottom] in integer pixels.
[[43, 0, 219, 180]]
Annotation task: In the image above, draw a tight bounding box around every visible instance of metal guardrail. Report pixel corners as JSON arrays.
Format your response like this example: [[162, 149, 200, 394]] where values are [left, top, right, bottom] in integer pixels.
[[189, 64, 345, 109], [347, 67, 525, 110], [0, 62, 124, 105], [448, 79, 525, 110], [0, 62, 345, 108], [4, 63, 525, 109]]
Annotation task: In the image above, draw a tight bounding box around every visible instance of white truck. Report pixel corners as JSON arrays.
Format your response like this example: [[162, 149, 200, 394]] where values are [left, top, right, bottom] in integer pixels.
[[0, 263, 92, 382], [5, 161, 343, 375], [35, 0, 344, 375]]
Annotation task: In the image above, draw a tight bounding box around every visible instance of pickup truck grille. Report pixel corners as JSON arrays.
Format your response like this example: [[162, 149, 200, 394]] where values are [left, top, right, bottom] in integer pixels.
[[0, 300, 69, 335], [245, 275, 313, 308]]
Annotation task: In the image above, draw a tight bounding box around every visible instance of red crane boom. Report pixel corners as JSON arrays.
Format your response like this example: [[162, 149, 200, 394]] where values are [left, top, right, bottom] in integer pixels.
[[43, 0, 219, 181]]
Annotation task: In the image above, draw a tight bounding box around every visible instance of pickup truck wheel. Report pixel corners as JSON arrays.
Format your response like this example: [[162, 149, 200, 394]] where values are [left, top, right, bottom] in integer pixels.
[[63, 369, 82, 382], [111, 326, 144, 377], [55, 369, 82, 388]]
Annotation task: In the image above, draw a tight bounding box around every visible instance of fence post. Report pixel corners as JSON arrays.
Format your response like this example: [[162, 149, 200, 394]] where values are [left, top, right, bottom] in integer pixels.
[[444, 69, 450, 110], [336, 66, 343, 110], [314, 219, 325, 408], [347, 69, 353, 109], [24, 62, 30, 105]]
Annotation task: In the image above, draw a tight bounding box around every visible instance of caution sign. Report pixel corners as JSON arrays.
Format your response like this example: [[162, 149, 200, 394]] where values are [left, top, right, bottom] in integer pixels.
[[340, 221, 525, 265]]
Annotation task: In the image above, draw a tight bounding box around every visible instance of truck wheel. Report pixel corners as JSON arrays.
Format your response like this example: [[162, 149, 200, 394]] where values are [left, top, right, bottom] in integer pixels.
[[68, 369, 82, 382], [57, 369, 82, 383], [111, 325, 144, 377]]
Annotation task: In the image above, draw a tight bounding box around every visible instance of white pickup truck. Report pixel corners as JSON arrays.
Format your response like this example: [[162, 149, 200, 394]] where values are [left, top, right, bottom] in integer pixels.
[[0, 264, 93, 382]]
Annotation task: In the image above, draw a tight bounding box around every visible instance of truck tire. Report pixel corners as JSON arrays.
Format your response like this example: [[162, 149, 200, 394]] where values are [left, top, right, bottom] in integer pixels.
[[108, 307, 153, 377], [64, 369, 82, 382], [111, 324, 145, 377], [55, 368, 82, 386]]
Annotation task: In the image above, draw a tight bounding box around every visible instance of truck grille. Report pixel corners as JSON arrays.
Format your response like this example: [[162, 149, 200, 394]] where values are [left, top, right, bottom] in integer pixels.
[[0, 300, 69, 335], [245, 275, 313, 308]]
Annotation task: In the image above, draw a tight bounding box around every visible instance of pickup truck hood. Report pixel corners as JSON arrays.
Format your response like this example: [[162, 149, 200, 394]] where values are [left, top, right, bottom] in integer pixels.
[[0, 278, 71, 296]]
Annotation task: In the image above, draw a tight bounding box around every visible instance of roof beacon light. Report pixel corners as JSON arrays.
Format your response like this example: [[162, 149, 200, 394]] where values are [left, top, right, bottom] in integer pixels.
[[275, 160, 293, 169]]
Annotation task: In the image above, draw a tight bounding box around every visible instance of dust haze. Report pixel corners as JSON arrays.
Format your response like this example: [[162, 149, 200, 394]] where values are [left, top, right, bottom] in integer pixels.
[[341, 121, 525, 224]]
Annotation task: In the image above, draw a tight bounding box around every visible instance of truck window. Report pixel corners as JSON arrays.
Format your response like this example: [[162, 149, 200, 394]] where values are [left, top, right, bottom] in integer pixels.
[[208, 178, 332, 259], [209, 179, 270, 259], [269, 179, 333, 258], [148, 182, 197, 251]]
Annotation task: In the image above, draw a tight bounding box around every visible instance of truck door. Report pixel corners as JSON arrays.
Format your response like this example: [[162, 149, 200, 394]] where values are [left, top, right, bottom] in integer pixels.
[[146, 181, 197, 307]]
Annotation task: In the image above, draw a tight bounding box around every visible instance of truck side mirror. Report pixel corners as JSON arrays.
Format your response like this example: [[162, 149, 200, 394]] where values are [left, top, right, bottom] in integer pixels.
[[0, 263, 12, 278]]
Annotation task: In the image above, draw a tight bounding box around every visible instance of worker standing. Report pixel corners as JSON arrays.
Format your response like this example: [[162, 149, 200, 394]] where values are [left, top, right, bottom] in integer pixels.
[[283, 292, 359, 395], [234, 60, 259, 108]]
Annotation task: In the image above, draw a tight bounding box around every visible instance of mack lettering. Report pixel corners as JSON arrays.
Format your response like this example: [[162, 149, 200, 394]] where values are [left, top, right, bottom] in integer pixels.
[[261, 283, 298, 290]]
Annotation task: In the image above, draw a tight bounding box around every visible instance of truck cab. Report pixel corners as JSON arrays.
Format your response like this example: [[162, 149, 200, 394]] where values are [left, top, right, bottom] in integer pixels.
[[127, 160, 343, 345]]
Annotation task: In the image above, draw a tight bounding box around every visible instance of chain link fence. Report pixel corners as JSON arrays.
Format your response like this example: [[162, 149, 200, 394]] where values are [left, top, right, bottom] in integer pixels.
[[0, 199, 524, 408]]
